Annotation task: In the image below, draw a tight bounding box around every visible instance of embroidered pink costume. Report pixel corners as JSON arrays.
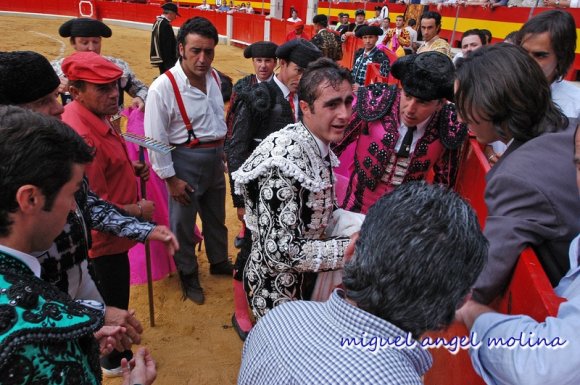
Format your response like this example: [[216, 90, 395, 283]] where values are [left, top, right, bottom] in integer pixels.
[[333, 84, 467, 214]]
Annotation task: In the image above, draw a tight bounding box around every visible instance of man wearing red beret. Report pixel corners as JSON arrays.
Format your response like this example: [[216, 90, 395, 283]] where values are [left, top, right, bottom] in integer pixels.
[[61, 51, 155, 376], [285, 22, 311, 42]]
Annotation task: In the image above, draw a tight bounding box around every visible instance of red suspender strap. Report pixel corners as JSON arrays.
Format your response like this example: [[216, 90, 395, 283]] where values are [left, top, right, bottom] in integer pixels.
[[164, 69, 221, 146], [164, 70, 199, 146]]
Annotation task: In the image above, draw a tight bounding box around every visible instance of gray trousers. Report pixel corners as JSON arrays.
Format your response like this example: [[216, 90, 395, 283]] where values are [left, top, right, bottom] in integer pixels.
[[170, 146, 228, 275]]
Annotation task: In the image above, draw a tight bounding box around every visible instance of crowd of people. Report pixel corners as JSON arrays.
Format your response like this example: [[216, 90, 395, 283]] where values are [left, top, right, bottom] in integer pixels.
[[0, 3, 579, 384]]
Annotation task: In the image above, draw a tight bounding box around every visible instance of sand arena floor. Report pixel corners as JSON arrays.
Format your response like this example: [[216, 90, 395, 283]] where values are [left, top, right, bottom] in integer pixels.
[[0, 13, 257, 385]]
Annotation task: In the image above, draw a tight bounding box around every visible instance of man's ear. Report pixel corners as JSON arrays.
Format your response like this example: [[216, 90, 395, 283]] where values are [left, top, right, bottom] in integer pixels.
[[178, 43, 185, 59], [68, 84, 81, 100], [299, 100, 310, 116], [15, 185, 44, 214]]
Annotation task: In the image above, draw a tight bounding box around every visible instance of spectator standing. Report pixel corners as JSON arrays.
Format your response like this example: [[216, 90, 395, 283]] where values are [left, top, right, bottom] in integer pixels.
[[311, 14, 343, 61], [150, 2, 180, 75]]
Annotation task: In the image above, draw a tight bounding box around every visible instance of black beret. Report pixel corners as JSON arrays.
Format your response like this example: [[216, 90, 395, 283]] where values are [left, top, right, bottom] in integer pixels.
[[391, 51, 455, 101], [355, 9, 366, 16], [59, 18, 112, 38], [161, 2, 180, 16], [275, 39, 322, 69], [0, 51, 60, 105], [243, 41, 278, 59], [355, 26, 383, 38], [312, 14, 328, 25]]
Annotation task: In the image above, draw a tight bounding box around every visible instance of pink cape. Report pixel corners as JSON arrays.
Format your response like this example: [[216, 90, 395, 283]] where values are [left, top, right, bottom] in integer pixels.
[[124, 108, 202, 284]]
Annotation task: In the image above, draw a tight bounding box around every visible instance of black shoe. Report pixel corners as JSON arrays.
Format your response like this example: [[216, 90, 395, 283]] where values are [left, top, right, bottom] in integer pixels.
[[231, 314, 248, 341], [210, 261, 234, 276], [234, 235, 246, 249], [179, 272, 204, 305]]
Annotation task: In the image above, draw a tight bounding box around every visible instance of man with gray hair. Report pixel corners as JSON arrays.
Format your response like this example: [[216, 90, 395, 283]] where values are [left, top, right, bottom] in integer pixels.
[[238, 181, 487, 384]]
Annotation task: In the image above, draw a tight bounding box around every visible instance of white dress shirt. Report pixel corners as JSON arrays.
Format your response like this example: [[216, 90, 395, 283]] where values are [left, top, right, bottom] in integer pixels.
[[394, 117, 429, 153], [145, 61, 227, 179], [0, 244, 41, 277], [551, 80, 580, 120]]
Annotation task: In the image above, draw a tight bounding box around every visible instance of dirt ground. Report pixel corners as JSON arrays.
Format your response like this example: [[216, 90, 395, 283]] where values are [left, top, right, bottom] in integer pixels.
[[0, 14, 257, 385]]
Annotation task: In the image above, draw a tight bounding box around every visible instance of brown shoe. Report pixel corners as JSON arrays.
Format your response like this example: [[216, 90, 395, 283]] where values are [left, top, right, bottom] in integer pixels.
[[179, 272, 204, 305], [209, 261, 234, 276]]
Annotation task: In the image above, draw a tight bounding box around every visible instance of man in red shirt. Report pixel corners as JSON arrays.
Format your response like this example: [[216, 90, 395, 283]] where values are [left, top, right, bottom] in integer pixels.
[[61, 51, 155, 374], [285, 22, 311, 42]]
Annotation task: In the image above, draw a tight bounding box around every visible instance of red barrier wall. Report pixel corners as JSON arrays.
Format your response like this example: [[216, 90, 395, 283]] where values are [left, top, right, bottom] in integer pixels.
[[232, 12, 264, 43]]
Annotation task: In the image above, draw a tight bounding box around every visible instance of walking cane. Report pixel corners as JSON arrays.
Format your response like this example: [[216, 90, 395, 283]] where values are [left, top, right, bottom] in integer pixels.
[[123, 132, 175, 327]]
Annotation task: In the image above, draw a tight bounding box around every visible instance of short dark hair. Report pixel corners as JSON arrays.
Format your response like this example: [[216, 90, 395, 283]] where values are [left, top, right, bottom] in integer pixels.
[[0, 106, 93, 237], [480, 28, 492, 44], [408, 18, 416, 27], [455, 43, 568, 142], [343, 181, 487, 338], [462, 29, 485, 46], [177, 16, 219, 47], [516, 10, 576, 81], [421, 11, 441, 27], [298, 58, 352, 110]]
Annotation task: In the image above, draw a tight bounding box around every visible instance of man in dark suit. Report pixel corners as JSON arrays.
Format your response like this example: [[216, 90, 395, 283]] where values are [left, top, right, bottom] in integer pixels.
[[454, 43, 580, 304], [150, 2, 179, 75]]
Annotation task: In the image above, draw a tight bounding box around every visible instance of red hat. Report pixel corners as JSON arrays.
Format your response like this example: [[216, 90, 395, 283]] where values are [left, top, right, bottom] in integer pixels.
[[294, 21, 305, 30], [62, 51, 123, 84]]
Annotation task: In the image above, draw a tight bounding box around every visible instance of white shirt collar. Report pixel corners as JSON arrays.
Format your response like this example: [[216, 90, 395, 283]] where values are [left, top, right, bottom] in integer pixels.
[[273, 74, 290, 98], [257, 74, 274, 84], [302, 122, 330, 158], [0, 244, 41, 277]]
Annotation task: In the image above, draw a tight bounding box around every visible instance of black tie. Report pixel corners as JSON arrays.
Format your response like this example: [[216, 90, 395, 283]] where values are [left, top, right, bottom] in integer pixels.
[[397, 126, 417, 158]]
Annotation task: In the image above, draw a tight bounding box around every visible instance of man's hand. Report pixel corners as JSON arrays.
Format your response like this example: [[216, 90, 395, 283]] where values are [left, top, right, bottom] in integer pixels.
[[166, 176, 194, 206], [455, 299, 496, 330], [94, 325, 125, 356], [131, 97, 145, 112], [237, 207, 245, 222], [139, 199, 155, 221], [121, 347, 157, 385], [104, 307, 143, 349], [147, 225, 179, 256], [133, 161, 150, 182]]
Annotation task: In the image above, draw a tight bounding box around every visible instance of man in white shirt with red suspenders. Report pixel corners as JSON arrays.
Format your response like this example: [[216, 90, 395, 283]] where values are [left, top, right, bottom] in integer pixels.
[[145, 17, 232, 305]]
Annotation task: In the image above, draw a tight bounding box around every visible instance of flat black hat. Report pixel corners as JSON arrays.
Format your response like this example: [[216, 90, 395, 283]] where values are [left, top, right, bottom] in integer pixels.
[[355, 9, 366, 16], [243, 41, 278, 59], [355, 25, 383, 38], [312, 14, 328, 25], [59, 18, 112, 38], [275, 39, 322, 69], [161, 2, 180, 16], [391, 51, 455, 101], [0, 51, 60, 105]]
